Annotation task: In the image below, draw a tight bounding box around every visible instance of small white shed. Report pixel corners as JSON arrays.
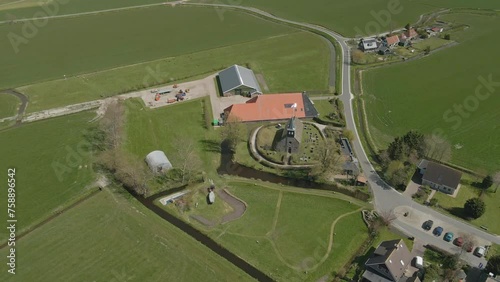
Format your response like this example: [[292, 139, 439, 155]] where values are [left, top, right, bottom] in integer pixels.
[[208, 191, 215, 204], [145, 150, 172, 173]]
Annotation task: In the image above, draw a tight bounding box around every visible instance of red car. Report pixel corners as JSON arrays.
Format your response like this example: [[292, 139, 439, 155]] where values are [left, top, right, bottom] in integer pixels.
[[454, 237, 464, 247]]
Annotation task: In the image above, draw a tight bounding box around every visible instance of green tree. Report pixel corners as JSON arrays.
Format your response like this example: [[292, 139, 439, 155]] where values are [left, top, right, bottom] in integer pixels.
[[405, 23, 411, 31], [464, 197, 486, 219], [424, 46, 431, 54], [342, 129, 355, 142], [482, 175, 493, 189], [444, 34, 451, 40], [221, 116, 246, 151], [486, 255, 500, 276]]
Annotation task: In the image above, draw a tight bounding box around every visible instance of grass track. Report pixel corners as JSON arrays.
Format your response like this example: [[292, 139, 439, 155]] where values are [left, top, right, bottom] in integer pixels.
[[0, 94, 20, 118]]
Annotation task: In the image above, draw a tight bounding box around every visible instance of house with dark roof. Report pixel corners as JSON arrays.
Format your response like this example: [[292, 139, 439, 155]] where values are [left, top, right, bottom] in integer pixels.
[[363, 239, 418, 282], [418, 160, 462, 195], [218, 65, 262, 97], [223, 92, 318, 122], [275, 117, 303, 154]]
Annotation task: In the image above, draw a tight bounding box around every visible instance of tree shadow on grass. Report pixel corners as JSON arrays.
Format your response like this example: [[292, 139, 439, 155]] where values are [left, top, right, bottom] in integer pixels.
[[446, 207, 467, 220], [199, 139, 221, 153]]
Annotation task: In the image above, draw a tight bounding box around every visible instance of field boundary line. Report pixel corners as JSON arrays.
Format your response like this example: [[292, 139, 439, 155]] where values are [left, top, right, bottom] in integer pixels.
[[0, 188, 101, 249], [0, 2, 171, 25]]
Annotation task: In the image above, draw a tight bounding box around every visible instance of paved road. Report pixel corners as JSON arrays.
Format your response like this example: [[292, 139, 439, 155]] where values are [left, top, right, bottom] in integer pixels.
[[185, 2, 500, 265]]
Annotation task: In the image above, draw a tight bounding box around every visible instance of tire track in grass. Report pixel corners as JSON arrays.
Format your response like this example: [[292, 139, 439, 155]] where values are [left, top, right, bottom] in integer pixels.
[[269, 207, 363, 271]]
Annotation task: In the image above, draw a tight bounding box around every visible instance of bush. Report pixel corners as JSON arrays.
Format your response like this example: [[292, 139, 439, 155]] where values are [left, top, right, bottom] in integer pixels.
[[444, 34, 451, 40], [429, 198, 438, 207], [464, 197, 486, 219]]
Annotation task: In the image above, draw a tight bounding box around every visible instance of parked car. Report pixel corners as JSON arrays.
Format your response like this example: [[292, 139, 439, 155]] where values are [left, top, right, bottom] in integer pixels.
[[465, 244, 474, 252], [444, 232, 454, 242], [454, 237, 464, 247], [422, 220, 434, 231], [433, 226, 443, 236], [474, 246, 486, 257]]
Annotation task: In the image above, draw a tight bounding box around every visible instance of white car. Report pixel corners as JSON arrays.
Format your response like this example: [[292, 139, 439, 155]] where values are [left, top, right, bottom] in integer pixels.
[[474, 246, 486, 257]]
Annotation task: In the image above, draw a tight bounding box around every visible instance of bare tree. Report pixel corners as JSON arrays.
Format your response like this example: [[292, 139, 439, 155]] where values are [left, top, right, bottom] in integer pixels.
[[460, 233, 477, 254], [173, 137, 202, 184], [100, 101, 125, 150], [379, 210, 397, 226], [221, 115, 246, 151], [310, 139, 342, 179]]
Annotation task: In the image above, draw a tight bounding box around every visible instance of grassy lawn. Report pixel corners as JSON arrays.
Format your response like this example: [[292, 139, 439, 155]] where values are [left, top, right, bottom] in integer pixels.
[[124, 97, 220, 176], [0, 94, 20, 119], [0, 0, 170, 17], [362, 12, 500, 171], [432, 174, 500, 235], [1, 5, 293, 90], [412, 37, 453, 51], [256, 125, 285, 163], [166, 180, 370, 281], [19, 31, 329, 112], [0, 111, 96, 241], [0, 188, 254, 282], [195, 0, 500, 37]]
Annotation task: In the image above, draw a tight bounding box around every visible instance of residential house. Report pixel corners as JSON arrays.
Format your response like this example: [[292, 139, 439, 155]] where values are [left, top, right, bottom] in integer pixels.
[[386, 35, 400, 48], [418, 160, 462, 195], [360, 37, 378, 52], [363, 239, 418, 282]]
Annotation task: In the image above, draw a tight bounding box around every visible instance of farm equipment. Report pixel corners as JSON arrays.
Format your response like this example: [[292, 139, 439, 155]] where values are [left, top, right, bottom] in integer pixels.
[[167, 98, 176, 103], [154, 93, 160, 101]]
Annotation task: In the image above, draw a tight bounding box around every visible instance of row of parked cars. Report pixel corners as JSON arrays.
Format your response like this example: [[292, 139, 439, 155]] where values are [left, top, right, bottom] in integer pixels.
[[422, 220, 486, 257]]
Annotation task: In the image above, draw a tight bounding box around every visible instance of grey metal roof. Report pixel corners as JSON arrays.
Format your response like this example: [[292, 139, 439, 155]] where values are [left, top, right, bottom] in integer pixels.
[[218, 65, 262, 94], [422, 161, 462, 189]]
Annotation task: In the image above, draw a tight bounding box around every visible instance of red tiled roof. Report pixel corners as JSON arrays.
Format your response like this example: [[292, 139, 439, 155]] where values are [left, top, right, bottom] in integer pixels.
[[406, 29, 418, 38], [386, 35, 400, 45], [224, 93, 307, 122], [431, 27, 442, 32]]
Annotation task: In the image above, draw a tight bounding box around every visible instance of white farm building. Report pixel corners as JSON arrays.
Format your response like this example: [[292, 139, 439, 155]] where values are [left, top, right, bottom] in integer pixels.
[[145, 150, 172, 173]]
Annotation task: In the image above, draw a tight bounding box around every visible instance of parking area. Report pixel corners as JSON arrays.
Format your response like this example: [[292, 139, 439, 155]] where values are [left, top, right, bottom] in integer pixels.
[[140, 74, 249, 121], [393, 205, 490, 267]]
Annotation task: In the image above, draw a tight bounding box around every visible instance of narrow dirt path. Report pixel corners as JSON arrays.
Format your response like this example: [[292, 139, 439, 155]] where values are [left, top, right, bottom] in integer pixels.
[[0, 89, 28, 127], [268, 190, 283, 236]]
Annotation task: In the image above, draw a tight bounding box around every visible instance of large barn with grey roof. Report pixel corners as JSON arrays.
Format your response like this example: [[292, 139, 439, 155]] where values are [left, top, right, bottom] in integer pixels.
[[217, 65, 262, 97]]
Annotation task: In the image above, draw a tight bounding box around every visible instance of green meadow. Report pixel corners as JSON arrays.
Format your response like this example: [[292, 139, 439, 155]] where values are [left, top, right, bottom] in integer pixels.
[[0, 111, 96, 241], [20, 31, 329, 112], [194, 0, 500, 36], [0, 5, 293, 89], [362, 12, 500, 171], [0, 189, 254, 282], [168, 180, 369, 281], [0, 94, 20, 118]]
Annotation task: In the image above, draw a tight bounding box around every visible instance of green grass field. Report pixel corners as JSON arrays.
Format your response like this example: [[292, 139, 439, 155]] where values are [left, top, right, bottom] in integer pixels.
[[124, 97, 219, 171], [0, 188, 254, 281], [0, 0, 169, 17], [20, 31, 329, 113], [362, 12, 500, 171], [0, 5, 293, 90], [0, 111, 96, 241], [0, 94, 20, 118], [195, 0, 500, 36], [168, 180, 369, 281]]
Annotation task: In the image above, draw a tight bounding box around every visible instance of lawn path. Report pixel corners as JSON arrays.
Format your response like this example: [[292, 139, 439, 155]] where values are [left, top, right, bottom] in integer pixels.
[[268, 190, 283, 236]]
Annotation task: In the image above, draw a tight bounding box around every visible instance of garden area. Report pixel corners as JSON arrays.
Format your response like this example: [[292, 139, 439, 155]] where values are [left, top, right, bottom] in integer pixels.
[[314, 99, 344, 126]]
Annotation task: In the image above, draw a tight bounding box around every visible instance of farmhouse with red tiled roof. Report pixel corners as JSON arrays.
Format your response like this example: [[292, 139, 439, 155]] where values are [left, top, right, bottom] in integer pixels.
[[386, 35, 400, 48], [223, 92, 318, 122]]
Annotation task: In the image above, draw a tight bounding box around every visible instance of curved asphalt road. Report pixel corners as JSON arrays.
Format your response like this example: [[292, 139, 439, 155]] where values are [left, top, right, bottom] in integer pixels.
[[185, 3, 500, 262]]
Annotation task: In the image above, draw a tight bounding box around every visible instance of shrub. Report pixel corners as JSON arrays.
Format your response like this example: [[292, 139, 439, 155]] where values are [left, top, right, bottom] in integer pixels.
[[464, 197, 486, 219]]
